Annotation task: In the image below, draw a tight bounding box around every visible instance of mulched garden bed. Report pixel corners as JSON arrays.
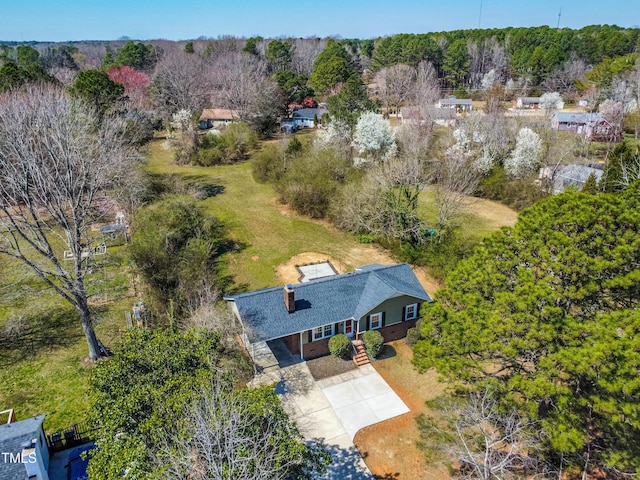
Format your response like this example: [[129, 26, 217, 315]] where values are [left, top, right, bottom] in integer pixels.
[[306, 354, 357, 381]]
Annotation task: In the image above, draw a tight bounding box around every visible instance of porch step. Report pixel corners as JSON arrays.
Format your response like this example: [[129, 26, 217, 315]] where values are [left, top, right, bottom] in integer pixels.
[[352, 342, 370, 366]]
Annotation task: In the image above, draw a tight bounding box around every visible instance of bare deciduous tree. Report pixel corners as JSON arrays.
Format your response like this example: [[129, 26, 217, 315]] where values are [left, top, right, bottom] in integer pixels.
[[419, 389, 550, 480], [210, 52, 283, 133], [543, 58, 589, 96], [374, 64, 417, 117], [150, 51, 212, 117], [413, 61, 442, 125], [161, 378, 330, 480], [432, 143, 482, 230], [599, 99, 625, 131], [0, 85, 133, 360], [290, 37, 327, 76]]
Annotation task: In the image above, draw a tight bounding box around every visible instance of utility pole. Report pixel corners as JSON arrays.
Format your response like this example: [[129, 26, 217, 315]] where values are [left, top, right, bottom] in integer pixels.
[[557, 7, 562, 29], [479, 0, 483, 28]]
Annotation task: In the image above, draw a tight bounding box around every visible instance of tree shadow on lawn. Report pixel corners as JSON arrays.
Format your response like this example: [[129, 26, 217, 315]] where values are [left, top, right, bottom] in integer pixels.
[[181, 174, 226, 199], [0, 307, 82, 366], [145, 172, 226, 201]]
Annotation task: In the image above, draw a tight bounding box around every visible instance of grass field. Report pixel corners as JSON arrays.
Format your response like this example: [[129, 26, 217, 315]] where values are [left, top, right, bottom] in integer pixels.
[[0, 242, 135, 432], [146, 139, 517, 291]]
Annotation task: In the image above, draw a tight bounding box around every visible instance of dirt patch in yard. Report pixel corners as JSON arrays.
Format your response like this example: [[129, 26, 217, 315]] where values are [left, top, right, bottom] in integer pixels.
[[354, 340, 450, 480], [276, 250, 441, 294], [306, 354, 357, 381]]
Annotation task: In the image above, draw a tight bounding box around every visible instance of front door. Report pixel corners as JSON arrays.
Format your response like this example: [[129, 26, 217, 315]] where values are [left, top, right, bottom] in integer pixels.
[[344, 319, 354, 338]]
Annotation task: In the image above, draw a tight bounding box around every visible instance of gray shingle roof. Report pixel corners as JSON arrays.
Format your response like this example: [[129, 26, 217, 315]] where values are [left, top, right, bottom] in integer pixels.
[[438, 98, 472, 106], [554, 112, 602, 124], [0, 415, 45, 480], [292, 107, 328, 120], [225, 263, 432, 342]]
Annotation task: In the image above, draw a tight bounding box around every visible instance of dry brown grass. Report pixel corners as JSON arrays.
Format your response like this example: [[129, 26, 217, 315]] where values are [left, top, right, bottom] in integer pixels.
[[354, 341, 451, 480]]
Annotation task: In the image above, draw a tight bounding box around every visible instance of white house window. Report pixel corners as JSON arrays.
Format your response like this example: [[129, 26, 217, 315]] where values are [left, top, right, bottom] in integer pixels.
[[405, 303, 418, 321], [370, 312, 382, 330], [313, 324, 334, 341]]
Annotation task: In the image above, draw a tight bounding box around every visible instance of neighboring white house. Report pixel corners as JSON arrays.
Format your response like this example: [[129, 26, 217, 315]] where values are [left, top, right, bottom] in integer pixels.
[[290, 107, 329, 128], [437, 96, 473, 112], [515, 97, 541, 109]]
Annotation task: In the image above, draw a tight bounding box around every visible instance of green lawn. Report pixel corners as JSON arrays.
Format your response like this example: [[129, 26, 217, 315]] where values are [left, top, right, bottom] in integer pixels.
[[147, 140, 394, 289], [417, 187, 518, 240], [0, 245, 133, 433], [146, 139, 519, 290]]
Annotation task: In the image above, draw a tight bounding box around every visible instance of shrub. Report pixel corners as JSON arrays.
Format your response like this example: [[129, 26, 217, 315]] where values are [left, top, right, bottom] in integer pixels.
[[277, 150, 351, 218], [192, 123, 258, 166], [363, 330, 384, 358], [415, 317, 424, 335], [251, 144, 284, 183], [328, 334, 351, 359], [356, 233, 375, 244], [405, 327, 420, 346]]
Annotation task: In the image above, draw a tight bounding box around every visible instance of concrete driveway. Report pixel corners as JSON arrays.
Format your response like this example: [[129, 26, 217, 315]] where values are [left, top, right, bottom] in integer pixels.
[[275, 361, 409, 480], [317, 364, 410, 439]]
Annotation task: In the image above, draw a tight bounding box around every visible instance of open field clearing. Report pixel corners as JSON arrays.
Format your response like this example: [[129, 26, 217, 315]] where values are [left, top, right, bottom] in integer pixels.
[[147, 140, 518, 293]]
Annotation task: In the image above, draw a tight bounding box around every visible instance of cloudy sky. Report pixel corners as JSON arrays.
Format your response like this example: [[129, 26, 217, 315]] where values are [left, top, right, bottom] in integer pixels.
[[2, 0, 638, 42]]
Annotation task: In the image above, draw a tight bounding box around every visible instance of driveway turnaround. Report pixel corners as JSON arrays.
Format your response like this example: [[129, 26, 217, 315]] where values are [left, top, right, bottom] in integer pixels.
[[317, 364, 410, 439], [274, 361, 410, 480]]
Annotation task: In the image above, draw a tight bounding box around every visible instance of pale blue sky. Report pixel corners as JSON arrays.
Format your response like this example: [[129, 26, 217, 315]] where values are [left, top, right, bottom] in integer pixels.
[[1, 0, 638, 42]]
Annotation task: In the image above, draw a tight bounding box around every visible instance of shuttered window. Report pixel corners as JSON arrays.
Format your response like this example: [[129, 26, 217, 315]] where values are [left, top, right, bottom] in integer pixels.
[[405, 303, 418, 320], [370, 312, 382, 329]]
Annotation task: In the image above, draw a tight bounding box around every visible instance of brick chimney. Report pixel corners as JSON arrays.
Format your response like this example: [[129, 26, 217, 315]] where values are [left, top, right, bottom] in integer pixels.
[[284, 284, 295, 313]]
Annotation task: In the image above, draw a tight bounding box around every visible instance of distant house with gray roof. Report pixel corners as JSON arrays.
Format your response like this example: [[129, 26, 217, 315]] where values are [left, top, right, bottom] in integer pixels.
[[551, 112, 621, 142], [224, 263, 432, 360], [0, 413, 49, 479], [516, 97, 541, 109], [539, 164, 604, 193], [437, 96, 473, 112], [551, 112, 602, 132]]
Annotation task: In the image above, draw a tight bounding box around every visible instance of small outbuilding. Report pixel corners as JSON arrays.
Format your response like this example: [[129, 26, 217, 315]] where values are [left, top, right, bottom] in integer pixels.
[[539, 164, 604, 193], [0, 413, 49, 480]]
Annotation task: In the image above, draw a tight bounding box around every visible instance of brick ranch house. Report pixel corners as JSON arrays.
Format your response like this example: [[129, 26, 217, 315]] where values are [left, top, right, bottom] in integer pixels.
[[224, 263, 432, 360]]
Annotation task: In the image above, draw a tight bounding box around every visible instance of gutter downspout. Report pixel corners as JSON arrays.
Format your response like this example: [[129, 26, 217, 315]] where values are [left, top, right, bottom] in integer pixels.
[[299, 332, 304, 361]]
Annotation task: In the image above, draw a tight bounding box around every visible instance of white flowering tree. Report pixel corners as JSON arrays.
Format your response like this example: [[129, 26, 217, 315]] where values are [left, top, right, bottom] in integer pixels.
[[504, 128, 542, 178], [314, 120, 352, 160], [481, 69, 497, 90], [164, 109, 198, 164], [351, 112, 397, 166], [539, 92, 564, 116], [450, 113, 513, 175]]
